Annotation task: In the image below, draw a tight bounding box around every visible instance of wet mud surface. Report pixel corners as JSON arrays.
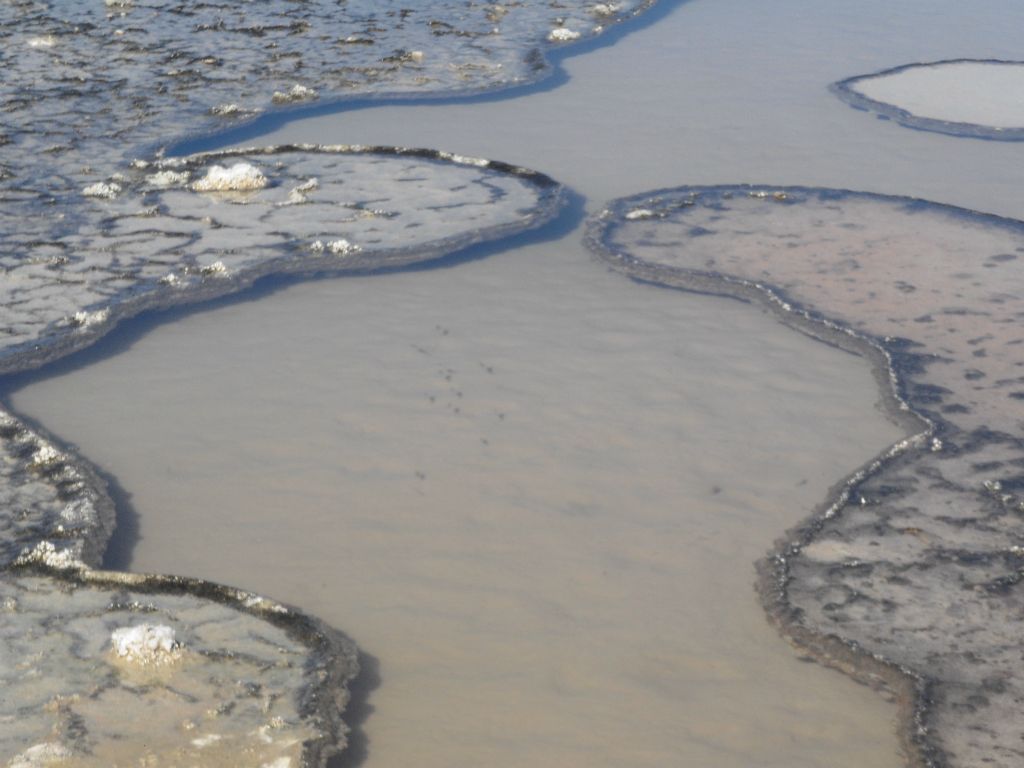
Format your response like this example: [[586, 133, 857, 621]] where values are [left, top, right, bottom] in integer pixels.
[[587, 186, 1024, 767], [832, 60, 1024, 141], [1, 569, 357, 768], [0, 0, 646, 763]]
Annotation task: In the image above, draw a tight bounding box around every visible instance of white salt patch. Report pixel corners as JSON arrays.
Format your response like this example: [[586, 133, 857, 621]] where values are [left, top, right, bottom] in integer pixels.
[[260, 759, 291, 768], [14, 541, 83, 570], [211, 103, 260, 117], [191, 163, 268, 192], [311, 239, 361, 256], [625, 208, 655, 220], [26, 36, 57, 49], [71, 308, 110, 329], [32, 444, 62, 465], [272, 84, 318, 104], [437, 151, 490, 167], [8, 743, 72, 768], [147, 170, 190, 188], [592, 3, 621, 15], [82, 182, 121, 199], [60, 498, 95, 525], [160, 272, 183, 286], [110, 624, 182, 665], [328, 239, 360, 255], [200, 261, 230, 277], [284, 178, 319, 205], [548, 28, 581, 41], [241, 594, 290, 614]]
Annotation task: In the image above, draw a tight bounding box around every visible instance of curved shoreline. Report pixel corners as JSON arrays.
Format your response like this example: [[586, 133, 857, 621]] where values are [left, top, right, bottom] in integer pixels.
[[831, 59, 1024, 142], [585, 184, 1024, 767]]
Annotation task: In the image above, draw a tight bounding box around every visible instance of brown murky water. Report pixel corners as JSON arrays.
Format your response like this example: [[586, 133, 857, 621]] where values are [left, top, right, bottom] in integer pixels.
[[9, 0, 1024, 766], [11, 235, 905, 768]]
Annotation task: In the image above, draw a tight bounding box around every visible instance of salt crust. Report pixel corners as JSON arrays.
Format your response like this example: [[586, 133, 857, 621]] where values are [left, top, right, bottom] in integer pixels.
[[191, 162, 269, 192], [110, 624, 182, 665], [8, 743, 72, 768], [310, 239, 361, 256], [70, 308, 110, 329], [13, 541, 84, 570], [548, 28, 581, 41], [146, 170, 190, 188], [272, 84, 318, 104], [81, 182, 121, 199]]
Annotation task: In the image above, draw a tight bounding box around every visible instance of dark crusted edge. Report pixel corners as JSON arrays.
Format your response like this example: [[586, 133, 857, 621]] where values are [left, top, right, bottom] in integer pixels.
[[6, 562, 360, 768], [580, 182, 1024, 767], [831, 59, 1024, 142]]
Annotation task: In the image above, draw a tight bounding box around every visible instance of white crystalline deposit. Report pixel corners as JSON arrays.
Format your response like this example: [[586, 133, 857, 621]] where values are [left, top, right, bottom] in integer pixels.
[[59, 498, 96, 527], [14, 541, 84, 570], [310, 239, 361, 256], [82, 182, 122, 199], [328, 239, 360, 255], [592, 3, 621, 15], [200, 260, 230, 277], [31, 444, 62, 466], [110, 624, 182, 665], [191, 162, 268, 192], [284, 177, 319, 205], [272, 83, 319, 104], [438, 152, 490, 167], [625, 208, 655, 220], [548, 27, 581, 41], [70, 308, 110, 329], [147, 169, 190, 188], [8, 743, 72, 767]]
